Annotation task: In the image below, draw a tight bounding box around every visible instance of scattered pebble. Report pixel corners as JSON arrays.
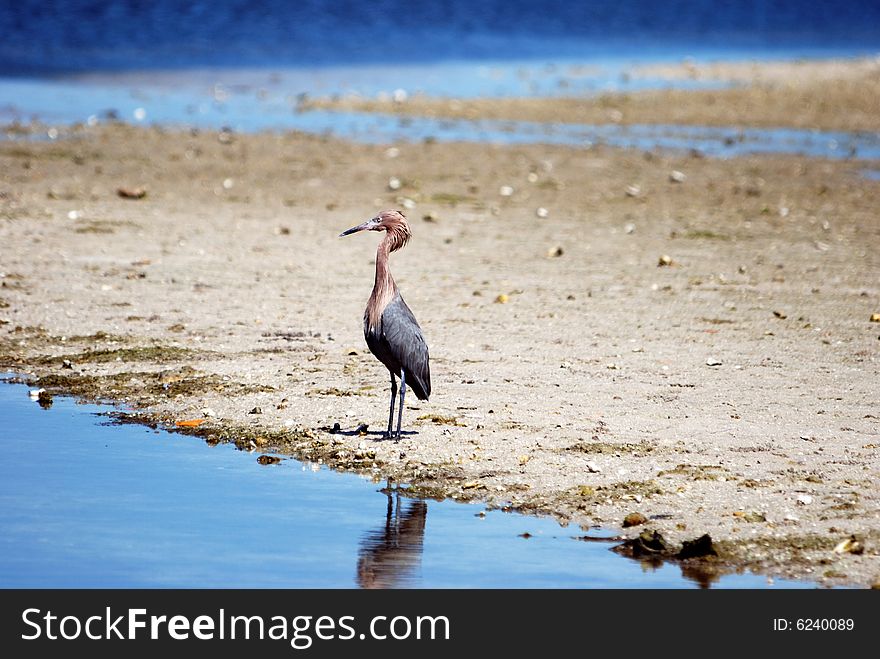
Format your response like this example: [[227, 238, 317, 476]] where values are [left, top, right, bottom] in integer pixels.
[[624, 223, 636, 234], [535, 207, 549, 218], [248, 406, 262, 415], [657, 254, 673, 267], [834, 536, 864, 555], [870, 313, 880, 323], [623, 512, 647, 527], [117, 186, 147, 200], [585, 461, 601, 473], [669, 170, 686, 183], [546, 246, 563, 258], [734, 511, 767, 523], [61, 359, 73, 369], [796, 494, 813, 506], [495, 294, 509, 304], [706, 358, 723, 367], [257, 455, 282, 465], [201, 407, 216, 418], [387, 177, 401, 191], [499, 185, 514, 197], [625, 184, 641, 197]]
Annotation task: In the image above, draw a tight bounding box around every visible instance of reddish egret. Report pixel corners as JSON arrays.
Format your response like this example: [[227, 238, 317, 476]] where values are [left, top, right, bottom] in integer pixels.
[[340, 209, 431, 440]]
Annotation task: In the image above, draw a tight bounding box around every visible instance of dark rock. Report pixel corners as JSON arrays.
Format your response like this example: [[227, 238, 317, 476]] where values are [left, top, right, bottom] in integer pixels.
[[677, 534, 718, 559], [612, 530, 669, 557], [37, 390, 53, 409]]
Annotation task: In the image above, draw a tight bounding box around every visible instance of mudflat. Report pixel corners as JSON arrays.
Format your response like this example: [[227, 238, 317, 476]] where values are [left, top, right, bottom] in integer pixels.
[[1, 57, 878, 586], [308, 56, 880, 131]]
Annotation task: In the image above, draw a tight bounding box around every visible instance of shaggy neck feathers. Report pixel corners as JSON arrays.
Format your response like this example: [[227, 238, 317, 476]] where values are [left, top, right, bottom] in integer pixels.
[[366, 234, 399, 332]]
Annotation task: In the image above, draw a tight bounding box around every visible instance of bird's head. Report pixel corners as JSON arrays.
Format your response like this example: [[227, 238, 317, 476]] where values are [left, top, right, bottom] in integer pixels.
[[339, 209, 411, 252]]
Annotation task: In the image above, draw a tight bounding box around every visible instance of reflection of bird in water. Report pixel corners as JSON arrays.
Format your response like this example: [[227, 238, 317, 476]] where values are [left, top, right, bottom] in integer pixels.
[[357, 491, 427, 589]]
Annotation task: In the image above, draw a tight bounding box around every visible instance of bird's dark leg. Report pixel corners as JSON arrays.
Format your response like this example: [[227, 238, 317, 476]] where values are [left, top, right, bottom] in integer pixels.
[[395, 369, 407, 441], [387, 373, 398, 439], [384, 489, 393, 533]]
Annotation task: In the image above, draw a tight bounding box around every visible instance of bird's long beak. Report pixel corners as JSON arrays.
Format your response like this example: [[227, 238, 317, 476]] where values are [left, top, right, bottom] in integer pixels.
[[339, 220, 376, 237]]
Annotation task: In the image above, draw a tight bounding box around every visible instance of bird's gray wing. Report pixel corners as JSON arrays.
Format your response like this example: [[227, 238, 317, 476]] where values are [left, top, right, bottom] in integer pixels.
[[381, 294, 431, 400]]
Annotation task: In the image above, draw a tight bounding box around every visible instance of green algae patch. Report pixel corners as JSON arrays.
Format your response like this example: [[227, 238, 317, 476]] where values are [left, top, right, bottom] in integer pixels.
[[515, 479, 665, 518], [307, 387, 361, 397], [31, 368, 273, 405], [38, 345, 205, 365], [658, 464, 731, 481], [564, 440, 654, 455], [417, 414, 466, 426]]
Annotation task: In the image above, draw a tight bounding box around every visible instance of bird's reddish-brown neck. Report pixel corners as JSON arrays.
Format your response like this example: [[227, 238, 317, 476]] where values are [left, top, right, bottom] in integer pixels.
[[366, 232, 399, 332]]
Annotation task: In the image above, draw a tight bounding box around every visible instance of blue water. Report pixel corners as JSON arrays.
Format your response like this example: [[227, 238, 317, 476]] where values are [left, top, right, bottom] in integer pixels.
[[2, 2, 879, 159], [1, 1, 878, 73], [5, 94, 879, 161], [0, 377, 813, 588]]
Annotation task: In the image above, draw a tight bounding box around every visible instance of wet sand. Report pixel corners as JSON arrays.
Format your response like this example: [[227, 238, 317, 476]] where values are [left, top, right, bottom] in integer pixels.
[[307, 56, 880, 132], [1, 58, 879, 586]]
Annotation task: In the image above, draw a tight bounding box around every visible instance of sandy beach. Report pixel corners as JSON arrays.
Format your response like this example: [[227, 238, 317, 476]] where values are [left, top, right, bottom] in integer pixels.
[[1, 57, 879, 586]]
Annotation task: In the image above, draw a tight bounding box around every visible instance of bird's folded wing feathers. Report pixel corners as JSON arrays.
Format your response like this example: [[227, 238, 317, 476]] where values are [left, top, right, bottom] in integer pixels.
[[381, 296, 431, 398]]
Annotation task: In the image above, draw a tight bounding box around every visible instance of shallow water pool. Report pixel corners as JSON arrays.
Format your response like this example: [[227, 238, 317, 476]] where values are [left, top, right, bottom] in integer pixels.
[[0, 376, 811, 588]]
